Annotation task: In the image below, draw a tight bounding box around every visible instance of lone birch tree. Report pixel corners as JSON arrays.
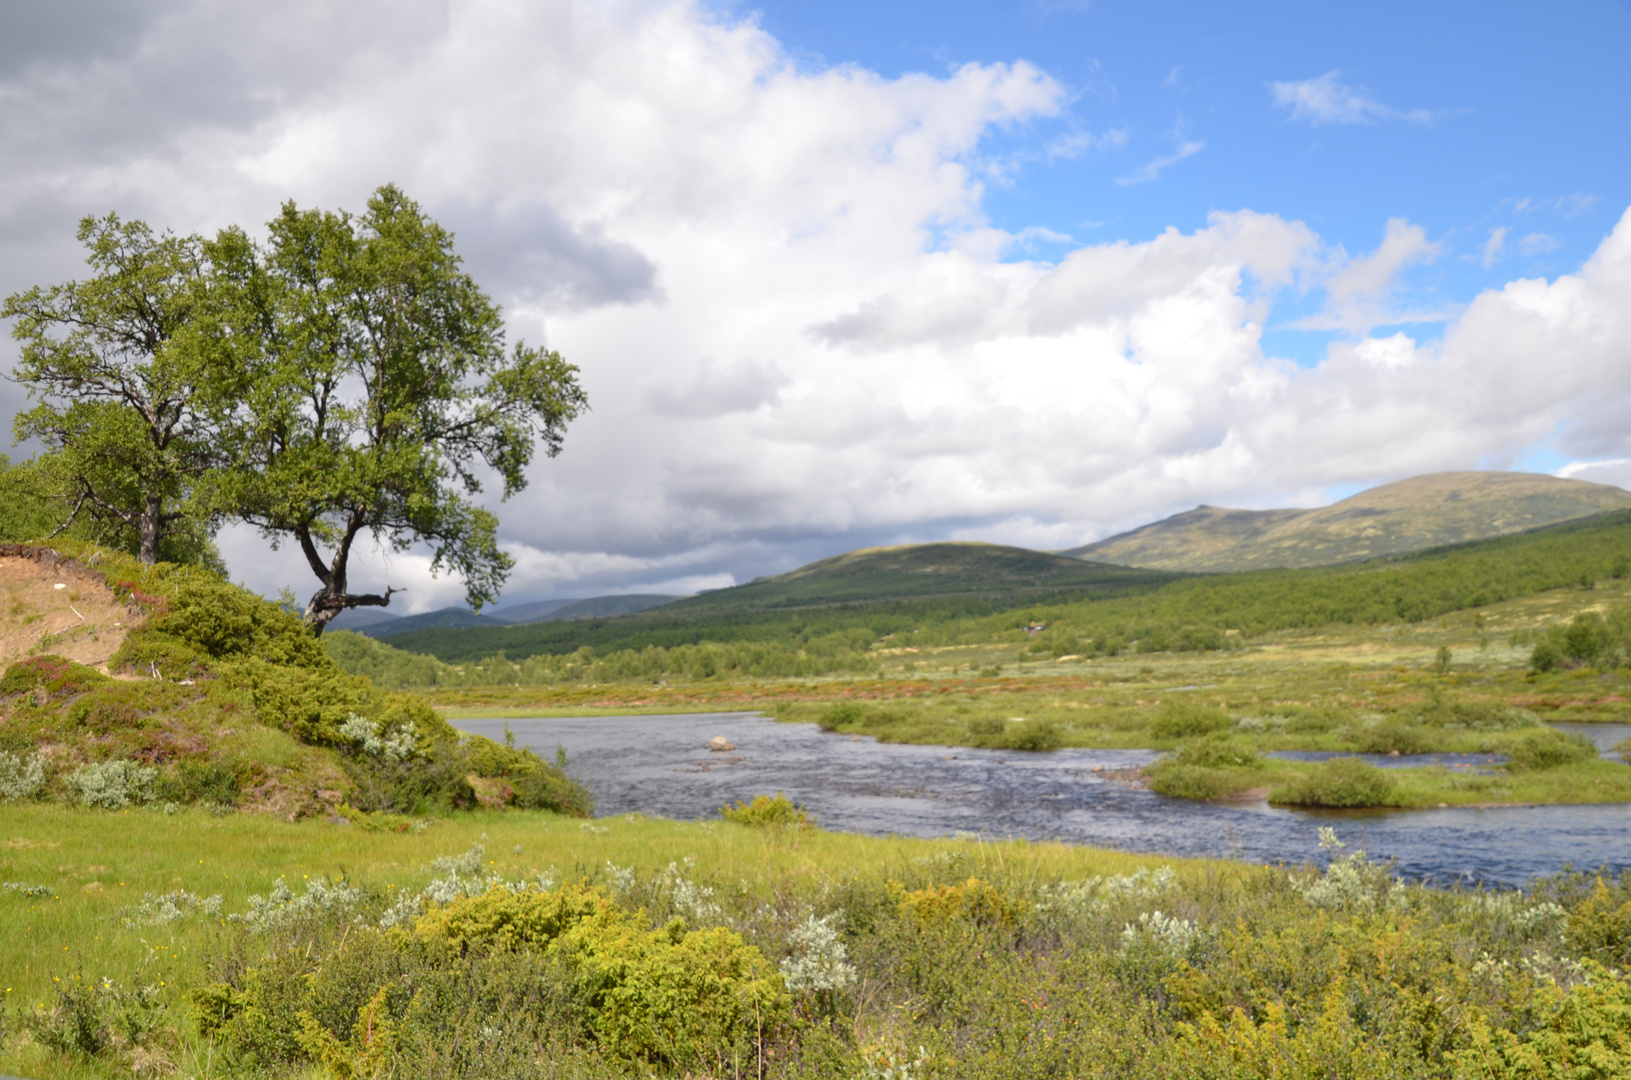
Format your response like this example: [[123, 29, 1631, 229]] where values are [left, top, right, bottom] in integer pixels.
[[207, 185, 587, 633], [3, 216, 229, 563]]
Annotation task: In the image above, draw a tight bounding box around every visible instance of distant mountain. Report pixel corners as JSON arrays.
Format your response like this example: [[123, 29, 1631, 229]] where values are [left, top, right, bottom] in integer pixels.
[[348, 594, 683, 637], [662, 541, 1178, 613], [1066, 471, 1631, 572], [327, 607, 402, 632], [530, 594, 680, 620], [355, 607, 509, 638]]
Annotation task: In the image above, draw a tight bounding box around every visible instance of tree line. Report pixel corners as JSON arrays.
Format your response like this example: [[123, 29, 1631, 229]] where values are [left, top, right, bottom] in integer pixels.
[[2, 187, 586, 632], [332, 510, 1631, 684]]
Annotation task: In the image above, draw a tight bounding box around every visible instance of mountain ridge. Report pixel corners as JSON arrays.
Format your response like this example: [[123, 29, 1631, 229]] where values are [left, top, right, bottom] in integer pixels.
[[1065, 471, 1631, 572]]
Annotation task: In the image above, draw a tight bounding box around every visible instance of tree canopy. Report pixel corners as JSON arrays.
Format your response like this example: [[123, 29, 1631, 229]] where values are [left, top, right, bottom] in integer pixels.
[[204, 185, 587, 632], [2, 215, 230, 564]]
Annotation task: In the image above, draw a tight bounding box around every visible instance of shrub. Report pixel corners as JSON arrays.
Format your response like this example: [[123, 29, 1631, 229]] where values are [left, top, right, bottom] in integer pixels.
[[898, 877, 1027, 929], [818, 702, 866, 731], [223, 882, 791, 1073], [510, 757, 595, 817], [1000, 719, 1063, 752], [1507, 729, 1596, 771], [155, 758, 243, 806], [106, 630, 210, 681], [1150, 702, 1231, 740], [27, 972, 164, 1057], [1352, 720, 1431, 754], [1270, 758, 1396, 808], [1148, 764, 1241, 800], [0, 749, 46, 800], [1453, 962, 1631, 1078], [720, 792, 810, 826], [780, 913, 857, 993], [1530, 639, 1561, 673], [64, 759, 157, 808], [1146, 737, 1262, 800], [0, 655, 105, 698]]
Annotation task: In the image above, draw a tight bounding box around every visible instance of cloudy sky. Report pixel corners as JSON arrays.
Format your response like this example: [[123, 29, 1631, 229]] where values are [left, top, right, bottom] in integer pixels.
[[2, 0, 1630, 610]]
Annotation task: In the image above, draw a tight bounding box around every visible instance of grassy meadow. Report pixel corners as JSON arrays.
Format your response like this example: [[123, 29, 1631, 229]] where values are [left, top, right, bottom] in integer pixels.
[[338, 565, 1631, 809], [3, 800, 1630, 1079]]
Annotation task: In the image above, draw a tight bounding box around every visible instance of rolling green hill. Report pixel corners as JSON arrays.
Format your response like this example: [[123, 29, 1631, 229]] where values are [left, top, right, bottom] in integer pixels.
[[1065, 471, 1631, 572], [667, 542, 1177, 612], [374, 543, 1179, 663]]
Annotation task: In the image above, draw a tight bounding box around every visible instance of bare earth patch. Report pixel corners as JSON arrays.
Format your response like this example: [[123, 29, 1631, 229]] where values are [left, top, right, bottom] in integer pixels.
[[0, 546, 141, 670]]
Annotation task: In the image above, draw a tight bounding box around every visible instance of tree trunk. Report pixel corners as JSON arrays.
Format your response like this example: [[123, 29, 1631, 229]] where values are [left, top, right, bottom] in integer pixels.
[[304, 587, 400, 637], [139, 493, 161, 565]]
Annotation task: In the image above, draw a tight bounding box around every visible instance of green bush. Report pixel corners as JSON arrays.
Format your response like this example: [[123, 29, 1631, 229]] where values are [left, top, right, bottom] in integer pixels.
[[1150, 702, 1231, 740], [0, 749, 46, 800], [107, 630, 212, 681], [818, 702, 865, 731], [720, 792, 810, 826], [1506, 729, 1597, 771], [1148, 764, 1241, 800], [1001, 718, 1063, 752], [0, 655, 106, 698], [27, 973, 164, 1058], [1270, 758, 1396, 808], [1351, 720, 1431, 755], [1146, 736, 1262, 799], [155, 758, 244, 806], [214, 882, 789, 1074]]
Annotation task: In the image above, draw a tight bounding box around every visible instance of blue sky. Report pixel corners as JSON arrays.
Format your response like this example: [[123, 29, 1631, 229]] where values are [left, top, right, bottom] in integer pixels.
[[1, 0, 1629, 607], [740, 0, 1631, 366]]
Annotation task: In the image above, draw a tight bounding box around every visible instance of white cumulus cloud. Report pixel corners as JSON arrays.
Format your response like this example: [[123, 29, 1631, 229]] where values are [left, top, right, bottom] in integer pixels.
[[2, 0, 1629, 611]]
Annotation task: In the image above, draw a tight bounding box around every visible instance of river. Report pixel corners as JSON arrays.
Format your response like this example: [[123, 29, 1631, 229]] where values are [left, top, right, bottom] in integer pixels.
[[455, 714, 1631, 888]]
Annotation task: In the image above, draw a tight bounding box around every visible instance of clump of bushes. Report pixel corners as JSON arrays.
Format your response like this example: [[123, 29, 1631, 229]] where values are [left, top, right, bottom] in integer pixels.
[[817, 702, 865, 731], [64, 759, 157, 808], [1530, 610, 1631, 672], [1146, 735, 1264, 800], [0, 748, 45, 800], [1506, 729, 1597, 771], [1270, 757, 1397, 808], [197, 881, 789, 1075], [1149, 702, 1231, 741], [0, 544, 594, 818], [968, 715, 1064, 751], [720, 792, 810, 827]]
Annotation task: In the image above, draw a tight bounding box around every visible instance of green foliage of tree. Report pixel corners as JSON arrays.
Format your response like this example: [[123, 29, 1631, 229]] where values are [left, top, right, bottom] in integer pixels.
[[2, 215, 228, 564], [202, 185, 587, 632]]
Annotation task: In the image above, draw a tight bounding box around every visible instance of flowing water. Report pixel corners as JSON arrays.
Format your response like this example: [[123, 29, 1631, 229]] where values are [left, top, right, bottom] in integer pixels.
[[457, 713, 1631, 888]]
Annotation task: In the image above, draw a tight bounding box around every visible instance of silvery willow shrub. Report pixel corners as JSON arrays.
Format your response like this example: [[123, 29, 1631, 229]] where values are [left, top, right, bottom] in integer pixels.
[[0, 748, 46, 800], [338, 711, 418, 761], [229, 875, 363, 933], [781, 913, 857, 993], [377, 843, 557, 929], [3, 881, 54, 898], [1035, 864, 1177, 919], [657, 859, 724, 925], [1120, 910, 1205, 960], [65, 758, 156, 808], [1293, 828, 1407, 911], [123, 889, 223, 927]]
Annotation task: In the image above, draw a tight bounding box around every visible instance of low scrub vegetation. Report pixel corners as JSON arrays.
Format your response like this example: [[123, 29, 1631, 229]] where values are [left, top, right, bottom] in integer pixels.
[[3, 806, 1630, 1078], [0, 542, 591, 819]]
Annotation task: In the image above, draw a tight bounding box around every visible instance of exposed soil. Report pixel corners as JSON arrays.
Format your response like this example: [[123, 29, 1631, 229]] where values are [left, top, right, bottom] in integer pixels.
[[0, 546, 141, 670]]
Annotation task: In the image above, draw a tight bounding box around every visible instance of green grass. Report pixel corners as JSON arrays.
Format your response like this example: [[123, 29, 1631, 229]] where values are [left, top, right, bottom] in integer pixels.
[[4, 801, 1629, 1078], [0, 801, 1185, 1078]]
